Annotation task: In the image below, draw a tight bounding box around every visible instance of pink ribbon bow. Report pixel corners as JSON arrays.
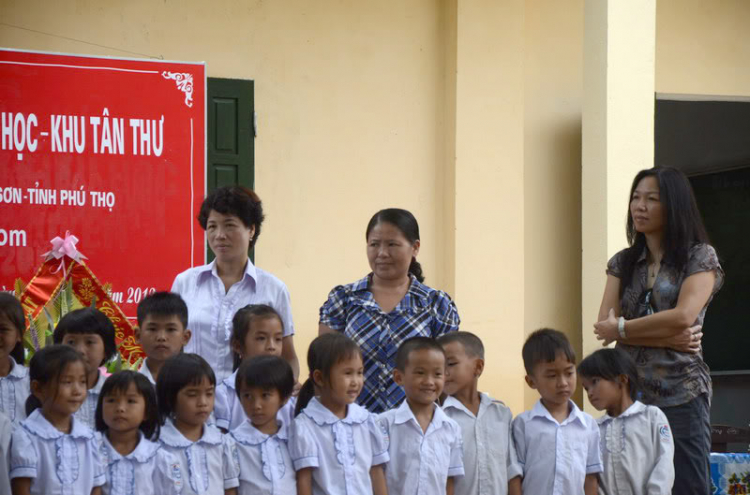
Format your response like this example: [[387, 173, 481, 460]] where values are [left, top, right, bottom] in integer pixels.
[[42, 231, 88, 276]]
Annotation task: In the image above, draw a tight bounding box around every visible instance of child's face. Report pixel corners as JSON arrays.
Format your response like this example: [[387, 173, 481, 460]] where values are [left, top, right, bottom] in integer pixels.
[[235, 317, 283, 360], [61, 332, 106, 374], [238, 383, 286, 434], [137, 315, 191, 363], [442, 341, 482, 397], [174, 376, 215, 429], [526, 352, 576, 408], [317, 353, 364, 408], [394, 348, 445, 407], [102, 382, 146, 435], [0, 312, 21, 363], [581, 376, 626, 414], [35, 360, 87, 418]]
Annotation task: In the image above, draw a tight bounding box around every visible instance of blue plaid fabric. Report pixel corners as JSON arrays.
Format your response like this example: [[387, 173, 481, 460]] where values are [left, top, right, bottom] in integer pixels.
[[319, 274, 460, 413]]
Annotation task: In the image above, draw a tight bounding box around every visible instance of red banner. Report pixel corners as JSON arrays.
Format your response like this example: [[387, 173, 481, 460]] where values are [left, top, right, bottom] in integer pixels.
[[0, 49, 206, 319]]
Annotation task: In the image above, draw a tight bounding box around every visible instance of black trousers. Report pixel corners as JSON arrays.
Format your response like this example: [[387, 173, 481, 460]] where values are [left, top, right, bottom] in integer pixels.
[[661, 394, 711, 495]]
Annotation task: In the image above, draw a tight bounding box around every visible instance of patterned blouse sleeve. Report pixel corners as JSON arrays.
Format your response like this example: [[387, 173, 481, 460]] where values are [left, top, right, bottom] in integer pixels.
[[606, 249, 626, 278], [686, 244, 724, 293], [430, 291, 460, 338], [319, 285, 350, 331]]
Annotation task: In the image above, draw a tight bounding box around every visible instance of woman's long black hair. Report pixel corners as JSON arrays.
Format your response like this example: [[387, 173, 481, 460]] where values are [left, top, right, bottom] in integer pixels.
[[619, 167, 710, 296]]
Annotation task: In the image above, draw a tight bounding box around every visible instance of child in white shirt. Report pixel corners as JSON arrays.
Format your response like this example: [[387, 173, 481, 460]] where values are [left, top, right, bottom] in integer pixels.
[[10, 345, 105, 495], [379, 336, 465, 495], [579, 347, 674, 494], [0, 293, 29, 426], [438, 331, 522, 495], [230, 355, 297, 495], [513, 328, 603, 495], [289, 332, 389, 495], [156, 353, 239, 495]]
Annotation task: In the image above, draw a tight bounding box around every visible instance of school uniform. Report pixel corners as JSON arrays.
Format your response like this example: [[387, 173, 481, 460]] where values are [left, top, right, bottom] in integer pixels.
[[74, 371, 107, 429], [98, 432, 183, 495], [10, 408, 106, 495], [0, 411, 11, 495], [159, 418, 239, 495], [0, 356, 30, 425], [230, 418, 296, 495], [289, 397, 389, 495], [137, 358, 157, 385], [597, 401, 675, 495], [443, 393, 523, 495], [512, 399, 603, 495], [378, 400, 465, 495], [214, 369, 296, 432]]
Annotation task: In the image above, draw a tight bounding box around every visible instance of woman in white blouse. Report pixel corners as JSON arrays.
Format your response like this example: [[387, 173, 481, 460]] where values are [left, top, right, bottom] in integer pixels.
[[172, 186, 299, 383]]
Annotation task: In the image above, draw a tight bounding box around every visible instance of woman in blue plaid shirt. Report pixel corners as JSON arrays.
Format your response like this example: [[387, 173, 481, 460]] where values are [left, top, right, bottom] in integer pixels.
[[318, 208, 460, 413]]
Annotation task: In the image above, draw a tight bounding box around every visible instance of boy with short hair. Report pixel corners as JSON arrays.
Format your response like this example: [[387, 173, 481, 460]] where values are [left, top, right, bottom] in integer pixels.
[[438, 331, 522, 495], [378, 337, 464, 495], [512, 328, 602, 495], [135, 291, 192, 385]]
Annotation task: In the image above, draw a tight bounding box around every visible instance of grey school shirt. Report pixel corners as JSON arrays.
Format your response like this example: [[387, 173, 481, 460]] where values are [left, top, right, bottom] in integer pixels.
[[607, 243, 723, 408]]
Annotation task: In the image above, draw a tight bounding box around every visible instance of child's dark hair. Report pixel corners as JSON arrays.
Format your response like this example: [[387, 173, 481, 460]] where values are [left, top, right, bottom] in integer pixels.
[[295, 333, 361, 417], [96, 371, 160, 440], [235, 355, 295, 402], [231, 304, 284, 370], [395, 336, 445, 371], [578, 348, 639, 401], [0, 293, 26, 364], [53, 307, 117, 366], [522, 328, 576, 375], [25, 345, 86, 415], [156, 353, 216, 425], [437, 331, 484, 359], [136, 291, 188, 330]]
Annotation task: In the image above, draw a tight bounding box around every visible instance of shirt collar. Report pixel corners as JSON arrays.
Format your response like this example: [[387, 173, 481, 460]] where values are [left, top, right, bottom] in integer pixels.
[[636, 246, 649, 263], [302, 397, 369, 426], [7, 356, 28, 379], [198, 258, 257, 283], [22, 408, 94, 440], [90, 371, 107, 393], [352, 273, 431, 307], [442, 392, 495, 418], [598, 400, 646, 425], [160, 418, 223, 448], [530, 399, 587, 426], [231, 418, 289, 446], [101, 432, 160, 463], [138, 359, 157, 385], [393, 400, 449, 429], [223, 370, 239, 391]]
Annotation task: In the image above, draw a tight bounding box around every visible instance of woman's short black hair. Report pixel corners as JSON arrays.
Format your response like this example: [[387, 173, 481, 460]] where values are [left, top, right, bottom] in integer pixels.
[[521, 328, 576, 375], [230, 304, 284, 370], [0, 292, 26, 364], [25, 345, 86, 415], [578, 347, 639, 401], [365, 208, 424, 283], [197, 186, 265, 248], [156, 353, 216, 425], [235, 355, 294, 402], [95, 371, 160, 441], [53, 308, 117, 366]]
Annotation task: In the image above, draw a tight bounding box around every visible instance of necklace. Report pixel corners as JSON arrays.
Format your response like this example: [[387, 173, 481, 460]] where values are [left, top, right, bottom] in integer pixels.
[[649, 257, 662, 279]]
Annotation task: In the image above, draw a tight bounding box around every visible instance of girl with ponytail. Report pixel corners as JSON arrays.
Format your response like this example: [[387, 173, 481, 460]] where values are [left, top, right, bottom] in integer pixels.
[[318, 208, 460, 413]]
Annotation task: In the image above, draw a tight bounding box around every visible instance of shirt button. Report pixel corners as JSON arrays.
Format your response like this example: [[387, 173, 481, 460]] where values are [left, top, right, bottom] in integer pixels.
[[380, 387, 385, 392]]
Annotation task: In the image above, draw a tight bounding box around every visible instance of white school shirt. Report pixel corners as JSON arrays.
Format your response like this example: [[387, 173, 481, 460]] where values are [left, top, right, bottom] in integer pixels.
[[98, 432, 183, 495], [0, 357, 29, 426], [214, 369, 296, 431], [171, 259, 295, 383], [0, 411, 11, 495], [443, 393, 523, 495], [159, 418, 239, 495], [10, 409, 106, 495], [138, 358, 157, 385], [597, 401, 675, 495], [74, 371, 107, 430], [230, 418, 296, 495], [378, 400, 465, 495], [289, 397, 389, 495], [512, 399, 603, 495]]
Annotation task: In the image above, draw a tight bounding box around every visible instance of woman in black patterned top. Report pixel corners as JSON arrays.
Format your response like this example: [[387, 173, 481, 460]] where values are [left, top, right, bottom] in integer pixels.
[[593, 167, 723, 495]]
